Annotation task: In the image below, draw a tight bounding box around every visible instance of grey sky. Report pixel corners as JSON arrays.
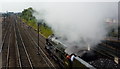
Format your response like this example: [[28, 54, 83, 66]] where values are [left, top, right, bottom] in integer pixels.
[[0, 0, 119, 12], [0, 0, 119, 2]]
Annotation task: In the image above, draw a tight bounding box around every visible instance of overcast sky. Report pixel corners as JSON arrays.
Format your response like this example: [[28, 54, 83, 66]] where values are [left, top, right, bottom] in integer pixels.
[[0, 0, 119, 2], [0, 0, 119, 12]]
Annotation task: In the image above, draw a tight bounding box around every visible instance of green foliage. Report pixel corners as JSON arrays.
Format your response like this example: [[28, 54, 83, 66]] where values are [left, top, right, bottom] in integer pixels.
[[40, 25, 53, 37], [20, 7, 37, 24], [20, 7, 53, 38]]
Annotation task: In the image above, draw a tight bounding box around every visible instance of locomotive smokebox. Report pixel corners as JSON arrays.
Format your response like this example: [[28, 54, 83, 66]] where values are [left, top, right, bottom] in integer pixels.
[[65, 45, 96, 62], [81, 50, 96, 62]]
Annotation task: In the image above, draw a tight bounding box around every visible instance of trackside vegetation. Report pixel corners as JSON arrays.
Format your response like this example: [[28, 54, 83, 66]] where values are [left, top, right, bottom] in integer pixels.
[[20, 7, 53, 38]]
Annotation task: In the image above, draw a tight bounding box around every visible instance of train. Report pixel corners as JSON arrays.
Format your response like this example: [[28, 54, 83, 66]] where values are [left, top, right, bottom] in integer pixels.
[[45, 35, 96, 69]]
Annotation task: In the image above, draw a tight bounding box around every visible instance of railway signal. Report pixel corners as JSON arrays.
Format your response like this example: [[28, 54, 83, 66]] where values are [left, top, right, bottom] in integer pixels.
[[37, 21, 43, 55]]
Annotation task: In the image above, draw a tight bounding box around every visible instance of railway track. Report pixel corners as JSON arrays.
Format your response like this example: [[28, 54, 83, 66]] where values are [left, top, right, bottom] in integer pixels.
[[17, 19, 46, 67], [2, 17, 12, 68], [14, 21, 22, 68], [102, 40, 120, 50], [7, 19, 19, 68], [26, 28, 59, 67], [2, 16, 11, 41], [2, 15, 34, 68], [97, 40, 120, 58], [105, 37, 120, 43], [15, 19, 33, 68], [2, 14, 57, 68], [17, 17, 56, 68]]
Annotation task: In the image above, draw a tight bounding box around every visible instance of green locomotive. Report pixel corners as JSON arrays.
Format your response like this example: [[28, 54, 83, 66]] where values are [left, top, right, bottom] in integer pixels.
[[45, 35, 96, 69]]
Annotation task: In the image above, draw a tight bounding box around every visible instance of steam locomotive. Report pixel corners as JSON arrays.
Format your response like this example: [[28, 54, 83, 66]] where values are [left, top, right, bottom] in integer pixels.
[[45, 35, 96, 69]]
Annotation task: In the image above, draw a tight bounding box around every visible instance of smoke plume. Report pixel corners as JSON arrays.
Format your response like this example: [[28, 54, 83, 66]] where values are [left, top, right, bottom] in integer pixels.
[[33, 2, 118, 53]]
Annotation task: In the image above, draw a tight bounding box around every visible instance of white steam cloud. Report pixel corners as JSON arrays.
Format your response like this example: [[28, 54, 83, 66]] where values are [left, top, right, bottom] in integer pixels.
[[33, 2, 118, 52]]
